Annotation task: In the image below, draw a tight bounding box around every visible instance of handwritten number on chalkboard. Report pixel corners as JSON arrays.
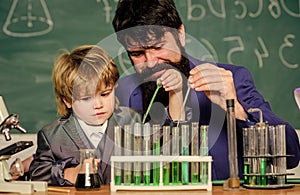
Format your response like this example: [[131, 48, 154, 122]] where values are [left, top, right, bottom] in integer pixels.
[[96, 0, 119, 23], [187, 0, 205, 20], [234, 0, 264, 19], [234, 0, 247, 19], [254, 37, 269, 68], [279, 34, 298, 69], [248, 0, 263, 18], [223, 36, 245, 64], [207, 0, 226, 18], [268, 0, 281, 19]]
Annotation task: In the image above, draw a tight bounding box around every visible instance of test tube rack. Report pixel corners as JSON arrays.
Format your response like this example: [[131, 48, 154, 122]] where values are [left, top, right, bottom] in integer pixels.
[[110, 155, 212, 192], [242, 155, 294, 189], [242, 124, 295, 189]]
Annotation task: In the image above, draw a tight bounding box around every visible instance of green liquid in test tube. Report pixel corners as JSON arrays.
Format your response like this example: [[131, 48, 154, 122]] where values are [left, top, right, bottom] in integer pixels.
[[134, 123, 142, 186], [172, 127, 180, 185], [243, 163, 250, 185], [162, 126, 171, 185], [200, 125, 208, 184], [114, 126, 122, 185], [181, 146, 189, 184], [153, 124, 161, 186], [163, 166, 170, 185], [181, 124, 189, 185], [144, 174, 150, 186], [143, 123, 151, 186], [191, 122, 199, 184], [134, 175, 141, 186], [124, 125, 132, 185], [260, 158, 267, 185], [257, 123, 268, 186], [115, 175, 122, 186]]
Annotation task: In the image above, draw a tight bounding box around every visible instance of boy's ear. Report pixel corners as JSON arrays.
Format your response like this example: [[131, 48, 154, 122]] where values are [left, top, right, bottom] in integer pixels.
[[63, 98, 72, 108]]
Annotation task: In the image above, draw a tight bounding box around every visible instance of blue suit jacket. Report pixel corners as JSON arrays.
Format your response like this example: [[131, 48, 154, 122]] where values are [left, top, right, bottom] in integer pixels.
[[116, 55, 300, 180]]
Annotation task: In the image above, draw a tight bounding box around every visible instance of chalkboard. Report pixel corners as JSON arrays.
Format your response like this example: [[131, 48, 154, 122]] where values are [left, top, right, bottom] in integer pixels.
[[0, 0, 299, 133]]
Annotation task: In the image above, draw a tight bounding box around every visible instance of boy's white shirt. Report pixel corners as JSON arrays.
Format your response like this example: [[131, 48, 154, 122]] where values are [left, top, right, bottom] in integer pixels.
[[77, 117, 108, 148]]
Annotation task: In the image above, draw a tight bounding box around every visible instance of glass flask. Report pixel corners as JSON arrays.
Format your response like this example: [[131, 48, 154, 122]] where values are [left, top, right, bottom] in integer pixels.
[[75, 149, 100, 190]]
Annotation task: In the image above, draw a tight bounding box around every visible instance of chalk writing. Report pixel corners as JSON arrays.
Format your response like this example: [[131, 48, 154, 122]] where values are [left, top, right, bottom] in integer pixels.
[[254, 37, 269, 68], [3, 0, 53, 37], [186, 0, 300, 20], [96, 0, 118, 23], [279, 34, 298, 69]]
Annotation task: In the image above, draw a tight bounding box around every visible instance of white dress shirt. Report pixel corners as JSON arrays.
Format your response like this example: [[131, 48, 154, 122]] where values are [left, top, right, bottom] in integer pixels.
[[77, 118, 108, 148]]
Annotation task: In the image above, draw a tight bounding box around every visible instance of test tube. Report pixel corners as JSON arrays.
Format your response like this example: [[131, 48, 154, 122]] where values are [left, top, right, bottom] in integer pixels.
[[143, 123, 151, 186], [226, 99, 239, 185], [134, 123, 142, 185], [242, 127, 250, 185], [181, 124, 189, 185], [253, 125, 260, 185], [248, 126, 257, 186], [276, 124, 286, 185], [191, 122, 199, 184], [172, 126, 180, 185], [124, 124, 132, 185], [114, 125, 122, 185], [153, 124, 161, 186], [200, 125, 209, 184], [162, 125, 171, 185], [257, 123, 268, 186], [268, 125, 277, 184]]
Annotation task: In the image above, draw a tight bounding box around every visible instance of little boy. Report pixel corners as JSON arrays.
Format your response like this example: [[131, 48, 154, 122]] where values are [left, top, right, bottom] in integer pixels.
[[29, 45, 141, 185]]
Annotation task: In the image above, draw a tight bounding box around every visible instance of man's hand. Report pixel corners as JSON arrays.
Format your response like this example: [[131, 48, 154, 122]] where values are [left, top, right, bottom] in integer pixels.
[[158, 68, 183, 93], [158, 69, 185, 121], [188, 63, 246, 120]]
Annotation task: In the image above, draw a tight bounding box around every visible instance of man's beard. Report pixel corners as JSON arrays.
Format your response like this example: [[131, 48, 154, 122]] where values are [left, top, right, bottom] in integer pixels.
[[139, 55, 190, 122]]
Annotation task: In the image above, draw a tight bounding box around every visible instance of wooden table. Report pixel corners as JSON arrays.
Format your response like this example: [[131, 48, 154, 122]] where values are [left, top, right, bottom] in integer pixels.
[[2, 184, 299, 195]]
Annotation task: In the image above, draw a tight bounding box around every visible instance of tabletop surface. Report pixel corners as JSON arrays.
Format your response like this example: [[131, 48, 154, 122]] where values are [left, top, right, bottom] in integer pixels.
[[1, 184, 299, 195]]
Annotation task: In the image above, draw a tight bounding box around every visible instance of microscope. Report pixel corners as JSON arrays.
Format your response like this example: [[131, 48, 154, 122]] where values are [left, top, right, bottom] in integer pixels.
[[0, 98, 47, 194]]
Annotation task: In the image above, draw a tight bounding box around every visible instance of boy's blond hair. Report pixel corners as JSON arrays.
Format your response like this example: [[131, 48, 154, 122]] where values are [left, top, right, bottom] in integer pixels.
[[52, 45, 119, 116]]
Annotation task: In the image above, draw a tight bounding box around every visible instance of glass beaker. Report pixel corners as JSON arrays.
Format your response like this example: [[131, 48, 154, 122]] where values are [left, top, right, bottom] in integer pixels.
[[75, 149, 100, 190]]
